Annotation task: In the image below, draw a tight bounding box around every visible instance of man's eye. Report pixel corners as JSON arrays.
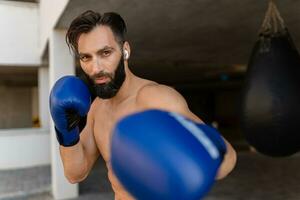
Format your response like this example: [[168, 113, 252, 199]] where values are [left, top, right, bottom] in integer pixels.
[[103, 51, 111, 57], [80, 56, 89, 62]]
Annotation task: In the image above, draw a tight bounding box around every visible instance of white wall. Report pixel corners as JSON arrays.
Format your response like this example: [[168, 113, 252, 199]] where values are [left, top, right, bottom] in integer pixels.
[[0, 128, 50, 169], [0, 1, 40, 66], [39, 0, 69, 57]]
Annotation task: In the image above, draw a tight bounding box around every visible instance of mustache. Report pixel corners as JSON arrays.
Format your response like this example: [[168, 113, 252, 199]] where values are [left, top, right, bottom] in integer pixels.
[[90, 71, 113, 80]]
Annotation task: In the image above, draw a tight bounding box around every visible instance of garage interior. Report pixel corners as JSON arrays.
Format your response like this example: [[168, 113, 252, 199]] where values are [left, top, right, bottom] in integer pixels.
[[1, 0, 300, 199]]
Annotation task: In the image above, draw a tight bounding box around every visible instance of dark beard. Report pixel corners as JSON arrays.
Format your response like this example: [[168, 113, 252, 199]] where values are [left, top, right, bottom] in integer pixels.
[[83, 57, 126, 99]]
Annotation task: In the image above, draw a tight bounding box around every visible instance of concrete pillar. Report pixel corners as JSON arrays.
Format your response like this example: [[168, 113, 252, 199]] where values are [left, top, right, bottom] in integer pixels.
[[38, 66, 50, 129], [49, 29, 78, 200]]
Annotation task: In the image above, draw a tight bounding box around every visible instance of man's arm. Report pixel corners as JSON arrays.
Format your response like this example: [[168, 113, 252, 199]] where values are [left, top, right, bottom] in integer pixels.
[[60, 101, 100, 183], [136, 84, 237, 180]]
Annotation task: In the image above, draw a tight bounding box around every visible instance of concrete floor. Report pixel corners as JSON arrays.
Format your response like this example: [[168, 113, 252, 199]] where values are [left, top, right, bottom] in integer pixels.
[[1, 152, 300, 200]]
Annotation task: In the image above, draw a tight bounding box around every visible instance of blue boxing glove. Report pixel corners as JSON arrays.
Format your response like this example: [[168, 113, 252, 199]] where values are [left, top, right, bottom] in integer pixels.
[[111, 109, 226, 200], [49, 76, 91, 147]]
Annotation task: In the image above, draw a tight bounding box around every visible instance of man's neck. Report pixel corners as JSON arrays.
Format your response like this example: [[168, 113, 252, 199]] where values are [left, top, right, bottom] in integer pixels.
[[107, 66, 135, 106]]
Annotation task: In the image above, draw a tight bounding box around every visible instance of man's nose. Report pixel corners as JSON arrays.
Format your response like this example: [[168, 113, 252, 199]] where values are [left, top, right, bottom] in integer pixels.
[[91, 57, 103, 74]]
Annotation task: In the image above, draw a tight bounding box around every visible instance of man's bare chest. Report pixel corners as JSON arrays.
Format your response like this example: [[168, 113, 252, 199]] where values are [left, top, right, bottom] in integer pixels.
[[93, 100, 143, 161]]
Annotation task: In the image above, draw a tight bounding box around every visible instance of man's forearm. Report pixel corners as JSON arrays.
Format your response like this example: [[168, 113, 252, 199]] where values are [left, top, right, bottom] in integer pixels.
[[59, 141, 89, 183], [215, 139, 237, 180]]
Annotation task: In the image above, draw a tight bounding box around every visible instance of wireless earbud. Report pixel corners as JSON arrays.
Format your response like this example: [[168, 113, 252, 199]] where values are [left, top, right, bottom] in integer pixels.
[[124, 50, 129, 60]]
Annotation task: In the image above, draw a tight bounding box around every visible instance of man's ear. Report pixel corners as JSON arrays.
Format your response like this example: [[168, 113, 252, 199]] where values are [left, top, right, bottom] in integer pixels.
[[123, 41, 131, 60]]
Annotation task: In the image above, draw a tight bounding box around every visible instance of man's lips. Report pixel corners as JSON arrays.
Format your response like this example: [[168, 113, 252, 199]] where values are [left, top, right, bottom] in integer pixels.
[[95, 77, 109, 84]]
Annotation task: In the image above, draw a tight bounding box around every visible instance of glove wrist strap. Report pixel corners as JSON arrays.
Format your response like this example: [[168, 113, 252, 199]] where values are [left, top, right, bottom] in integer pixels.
[[54, 126, 80, 147]]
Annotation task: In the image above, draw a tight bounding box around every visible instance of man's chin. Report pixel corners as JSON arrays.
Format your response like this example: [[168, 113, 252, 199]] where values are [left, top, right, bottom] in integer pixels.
[[96, 92, 118, 99], [93, 84, 118, 99]]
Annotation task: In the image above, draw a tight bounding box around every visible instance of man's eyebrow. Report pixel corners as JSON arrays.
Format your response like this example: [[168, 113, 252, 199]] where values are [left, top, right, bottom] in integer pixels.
[[78, 52, 89, 57], [78, 46, 115, 56], [97, 46, 115, 52]]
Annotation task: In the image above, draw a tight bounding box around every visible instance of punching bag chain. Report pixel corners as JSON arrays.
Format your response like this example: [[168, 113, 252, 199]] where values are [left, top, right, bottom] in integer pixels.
[[260, 0, 285, 36]]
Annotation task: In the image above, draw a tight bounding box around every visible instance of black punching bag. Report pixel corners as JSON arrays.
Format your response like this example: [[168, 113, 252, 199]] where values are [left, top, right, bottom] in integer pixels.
[[241, 1, 300, 157]]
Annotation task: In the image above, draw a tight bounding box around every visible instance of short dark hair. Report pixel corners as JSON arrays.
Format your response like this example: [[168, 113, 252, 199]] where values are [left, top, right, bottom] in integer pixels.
[[66, 10, 127, 55]]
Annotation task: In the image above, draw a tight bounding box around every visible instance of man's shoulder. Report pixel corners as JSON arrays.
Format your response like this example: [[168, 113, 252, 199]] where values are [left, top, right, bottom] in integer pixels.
[[136, 82, 185, 109], [137, 82, 175, 101]]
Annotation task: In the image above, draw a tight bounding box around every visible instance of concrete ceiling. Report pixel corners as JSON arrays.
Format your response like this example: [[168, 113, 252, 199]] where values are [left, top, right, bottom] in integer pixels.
[[3, 0, 38, 3], [56, 0, 300, 87], [0, 66, 37, 86]]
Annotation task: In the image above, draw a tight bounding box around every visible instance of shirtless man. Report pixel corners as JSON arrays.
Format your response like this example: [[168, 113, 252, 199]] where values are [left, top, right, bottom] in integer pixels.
[[49, 10, 237, 200]]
